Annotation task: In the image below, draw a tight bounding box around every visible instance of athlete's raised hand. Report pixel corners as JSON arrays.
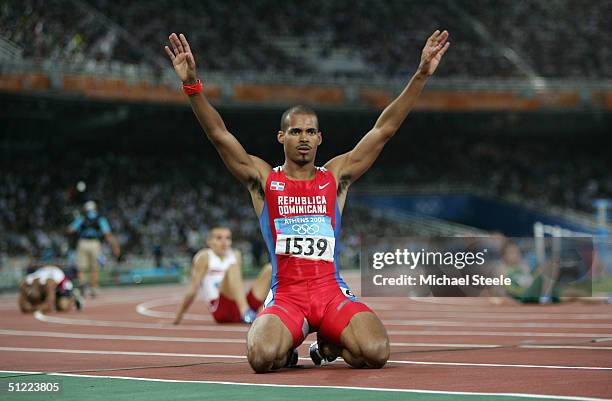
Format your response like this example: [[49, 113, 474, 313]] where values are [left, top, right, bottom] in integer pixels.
[[164, 33, 197, 84], [417, 30, 450, 77], [164, 34, 269, 200]]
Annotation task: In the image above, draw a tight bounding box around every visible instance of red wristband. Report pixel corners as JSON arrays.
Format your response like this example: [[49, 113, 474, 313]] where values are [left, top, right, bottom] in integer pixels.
[[182, 79, 202, 95]]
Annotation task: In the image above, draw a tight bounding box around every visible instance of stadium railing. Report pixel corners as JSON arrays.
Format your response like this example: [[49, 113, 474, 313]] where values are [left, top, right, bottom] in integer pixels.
[[2, 58, 612, 110]]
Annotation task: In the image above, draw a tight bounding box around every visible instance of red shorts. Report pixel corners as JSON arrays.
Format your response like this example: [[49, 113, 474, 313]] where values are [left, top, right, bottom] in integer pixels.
[[257, 274, 373, 348], [211, 290, 263, 323]]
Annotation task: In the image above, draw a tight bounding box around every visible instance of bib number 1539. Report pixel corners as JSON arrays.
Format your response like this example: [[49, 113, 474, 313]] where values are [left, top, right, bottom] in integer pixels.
[[285, 237, 327, 256], [276, 235, 334, 262]]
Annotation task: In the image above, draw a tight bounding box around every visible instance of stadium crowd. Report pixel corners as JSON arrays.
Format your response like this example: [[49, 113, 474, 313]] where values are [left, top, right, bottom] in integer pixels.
[[0, 153, 403, 262], [2, 0, 609, 78], [364, 134, 612, 212], [1, 133, 609, 261], [1, 0, 610, 262]]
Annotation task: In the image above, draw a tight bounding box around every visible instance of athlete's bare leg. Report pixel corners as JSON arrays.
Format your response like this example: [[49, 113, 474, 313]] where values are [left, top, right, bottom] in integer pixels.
[[250, 263, 272, 301], [219, 263, 250, 315], [219, 263, 271, 315], [247, 314, 294, 373], [90, 266, 99, 292], [321, 312, 390, 368], [87, 248, 100, 295], [78, 271, 86, 288], [76, 245, 88, 292]]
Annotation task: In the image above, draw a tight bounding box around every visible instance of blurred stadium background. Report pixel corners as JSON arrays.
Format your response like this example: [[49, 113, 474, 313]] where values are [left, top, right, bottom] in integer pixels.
[[0, 0, 610, 293]]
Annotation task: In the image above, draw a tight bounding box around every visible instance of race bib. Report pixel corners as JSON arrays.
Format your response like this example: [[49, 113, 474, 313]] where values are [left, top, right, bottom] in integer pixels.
[[274, 215, 335, 262]]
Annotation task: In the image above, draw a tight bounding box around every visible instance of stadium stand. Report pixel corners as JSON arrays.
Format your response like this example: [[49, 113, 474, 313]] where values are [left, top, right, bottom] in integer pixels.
[[1, 0, 610, 268], [1, 131, 610, 261], [0, 153, 432, 262], [2, 0, 610, 78]]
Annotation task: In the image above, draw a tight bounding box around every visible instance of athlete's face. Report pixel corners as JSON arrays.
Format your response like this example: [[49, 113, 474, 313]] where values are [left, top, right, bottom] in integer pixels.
[[207, 228, 232, 255], [278, 113, 322, 166]]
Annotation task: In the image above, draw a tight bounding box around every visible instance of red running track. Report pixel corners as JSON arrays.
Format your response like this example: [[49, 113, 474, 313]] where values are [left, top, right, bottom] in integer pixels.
[[1, 283, 611, 399]]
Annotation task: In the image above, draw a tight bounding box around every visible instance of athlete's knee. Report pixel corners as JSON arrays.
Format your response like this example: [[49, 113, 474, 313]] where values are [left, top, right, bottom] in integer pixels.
[[247, 341, 280, 373], [247, 314, 293, 373], [225, 262, 240, 277], [361, 336, 390, 368], [343, 330, 390, 368]]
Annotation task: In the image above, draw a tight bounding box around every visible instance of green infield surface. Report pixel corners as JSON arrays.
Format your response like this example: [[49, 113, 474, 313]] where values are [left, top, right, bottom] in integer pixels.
[[0, 372, 608, 401]]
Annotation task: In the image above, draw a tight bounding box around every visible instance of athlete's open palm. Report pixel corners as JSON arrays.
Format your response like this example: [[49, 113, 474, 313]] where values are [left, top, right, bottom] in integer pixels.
[[164, 33, 197, 84], [418, 30, 450, 76]]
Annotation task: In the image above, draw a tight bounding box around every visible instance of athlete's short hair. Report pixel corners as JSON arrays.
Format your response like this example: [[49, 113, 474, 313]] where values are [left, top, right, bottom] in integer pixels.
[[208, 226, 231, 239], [26, 281, 42, 304], [280, 105, 318, 132]]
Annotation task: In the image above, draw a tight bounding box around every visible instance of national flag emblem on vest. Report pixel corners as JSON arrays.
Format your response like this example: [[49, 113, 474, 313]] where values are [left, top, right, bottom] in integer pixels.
[[270, 181, 285, 191]]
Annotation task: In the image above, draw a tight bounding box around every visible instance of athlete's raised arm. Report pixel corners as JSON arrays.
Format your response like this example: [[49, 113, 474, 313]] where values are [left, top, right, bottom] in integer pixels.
[[164, 33, 270, 190], [174, 250, 208, 325], [326, 30, 450, 186]]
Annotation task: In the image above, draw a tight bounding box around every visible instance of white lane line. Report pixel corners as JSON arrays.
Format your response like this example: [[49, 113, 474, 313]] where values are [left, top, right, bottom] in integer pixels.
[[38, 312, 612, 335], [376, 298, 606, 310], [136, 297, 612, 322], [34, 312, 248, 332], [0, 329, 243, 344], [391, 343, 612, 350], [0, 348, 611, 372], [6, 328, 612, 351], [34, 312, 612, 341], [381, 320, 612, 329], [136, 298, 212, 321], [388, 360, 612, 370], [406, 297, 612, 310], [405, 297, 501, 305], [392, 342, 500, 348], [0, 329, 490, 348], [130, 298, 612, 322], [386, 330, 612, 338], [79, 296, 165, 307], [0, 347, 245, 359], [137, 298, 612, 325], [1, 292, 180, 310], [80, 292, 182, 306], [379, 312, 612, 321], [1, 371, 609, 401], [1, 295, 181, 312], [370, 305, 612, 319], [524, 345, 612, 350]]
